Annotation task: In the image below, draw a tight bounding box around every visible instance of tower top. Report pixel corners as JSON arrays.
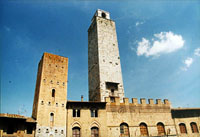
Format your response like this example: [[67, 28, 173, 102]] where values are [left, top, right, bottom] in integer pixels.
[[92, 9, 110, 20]]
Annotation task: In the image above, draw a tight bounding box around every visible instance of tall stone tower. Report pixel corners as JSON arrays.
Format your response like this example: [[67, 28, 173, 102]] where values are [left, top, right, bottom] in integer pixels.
[[32, 53, 68, 137], [88, 9, 125, 102]]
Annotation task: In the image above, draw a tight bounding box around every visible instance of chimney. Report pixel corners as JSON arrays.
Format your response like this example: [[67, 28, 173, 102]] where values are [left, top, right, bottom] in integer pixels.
[[81, 95, 83, 102]]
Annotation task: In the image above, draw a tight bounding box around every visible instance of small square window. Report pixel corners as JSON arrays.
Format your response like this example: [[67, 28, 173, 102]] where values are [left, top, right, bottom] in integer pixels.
[[56, 103, 58, 107]]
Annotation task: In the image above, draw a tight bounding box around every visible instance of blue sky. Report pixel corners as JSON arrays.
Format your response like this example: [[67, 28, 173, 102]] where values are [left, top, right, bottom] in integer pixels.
[[1, 0, 200, 117]]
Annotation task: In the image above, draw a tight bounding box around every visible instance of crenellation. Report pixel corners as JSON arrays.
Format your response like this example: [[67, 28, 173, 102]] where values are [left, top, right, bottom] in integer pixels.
[[140, 98, 147, 105], [123, 98, 129, 105], [164, 99, 170, 105], [132, 98, 138, 105], [156, 99, 162, 105], [105, 97, 171, 108], [148, 99, 154, 105]]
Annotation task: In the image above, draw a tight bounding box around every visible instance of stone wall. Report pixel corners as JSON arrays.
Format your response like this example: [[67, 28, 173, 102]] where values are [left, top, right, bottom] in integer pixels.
[[32, 53, 68, 137], [88, 9, 125, 103]]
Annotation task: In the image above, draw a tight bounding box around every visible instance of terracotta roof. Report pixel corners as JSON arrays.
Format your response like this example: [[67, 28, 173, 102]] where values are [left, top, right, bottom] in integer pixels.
[[0, 113, 36, 123]]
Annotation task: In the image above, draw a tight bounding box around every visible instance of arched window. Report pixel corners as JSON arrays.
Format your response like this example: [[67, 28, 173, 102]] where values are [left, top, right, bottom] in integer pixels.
[[50, 113, 54, 122], [190, 122, 199, 133], [91, 127, 99, 137], [72, 127, 80, 137], [179, 123, 187, 134], [157, 122, 165, 135], [140, 123, 148, 136], [102, 12, 106, 18], [120, 123, 130, 137], [52, 89, 55, 97]]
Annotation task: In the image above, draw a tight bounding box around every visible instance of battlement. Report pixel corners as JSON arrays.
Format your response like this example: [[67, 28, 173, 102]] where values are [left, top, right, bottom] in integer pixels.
[[105, 97, 171, 107]]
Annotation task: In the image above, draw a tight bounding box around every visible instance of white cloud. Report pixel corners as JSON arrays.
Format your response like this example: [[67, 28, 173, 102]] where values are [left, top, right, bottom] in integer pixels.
[[135, 21, 144, 27], [194, 48, 200, 56], [181, 57, 193, 71], [136, 31, 185, 57]]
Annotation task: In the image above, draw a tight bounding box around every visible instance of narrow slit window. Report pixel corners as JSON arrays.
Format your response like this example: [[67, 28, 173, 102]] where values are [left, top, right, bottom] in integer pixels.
[[91, 109, 98, 117], [50, 113, 54, 122], [52, 89, 55, 97], [73, 109, 80, 117]]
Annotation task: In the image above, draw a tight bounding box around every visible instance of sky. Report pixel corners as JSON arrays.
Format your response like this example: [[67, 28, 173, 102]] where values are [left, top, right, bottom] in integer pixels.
[[0, 0, 200, 117]]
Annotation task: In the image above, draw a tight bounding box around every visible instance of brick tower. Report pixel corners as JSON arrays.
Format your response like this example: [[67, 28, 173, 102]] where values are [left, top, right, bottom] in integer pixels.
[[88, 9, 125, 102], [32, 53, 68, 137]]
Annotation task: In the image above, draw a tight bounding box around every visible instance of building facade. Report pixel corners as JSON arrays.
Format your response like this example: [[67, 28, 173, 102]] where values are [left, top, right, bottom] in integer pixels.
[[0, 9, 200, 137]]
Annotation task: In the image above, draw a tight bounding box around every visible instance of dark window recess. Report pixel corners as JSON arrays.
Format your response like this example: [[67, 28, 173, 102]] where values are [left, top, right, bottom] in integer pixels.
[[72, 127, 80, 137], [38, 129, 41, 133], [91, 127, 99, 137], [73, 109, 80, 117], [48, 102, 51, 106], [62, 104, 64, 107], [91, 110, 98, 117], [41, 101, 44, 105], [52, 89, 55, 97], [111, 89, 114, 96], [7, 126, 14, 134], [27, 125, 33, 134], [102, 12, 106, 18], [190, 122, 199, 133], [61, 130, 64, 134], [55, 129, 58, 133], [106, 82, 118, 90], [110, 97, 115, 103], [46, 129, 49, 133], [179, 123, 187, 134], [56, 103, 58, 107]]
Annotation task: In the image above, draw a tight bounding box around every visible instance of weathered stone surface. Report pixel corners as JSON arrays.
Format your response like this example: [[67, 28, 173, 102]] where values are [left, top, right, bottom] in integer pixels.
[[88, 9, 125, 103], [32, 52, 68, 137]]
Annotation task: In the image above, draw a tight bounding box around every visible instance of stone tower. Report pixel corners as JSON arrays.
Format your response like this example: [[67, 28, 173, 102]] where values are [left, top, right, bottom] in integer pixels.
[[88, 9, 125, 102], [32, 53, 68, 137]]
